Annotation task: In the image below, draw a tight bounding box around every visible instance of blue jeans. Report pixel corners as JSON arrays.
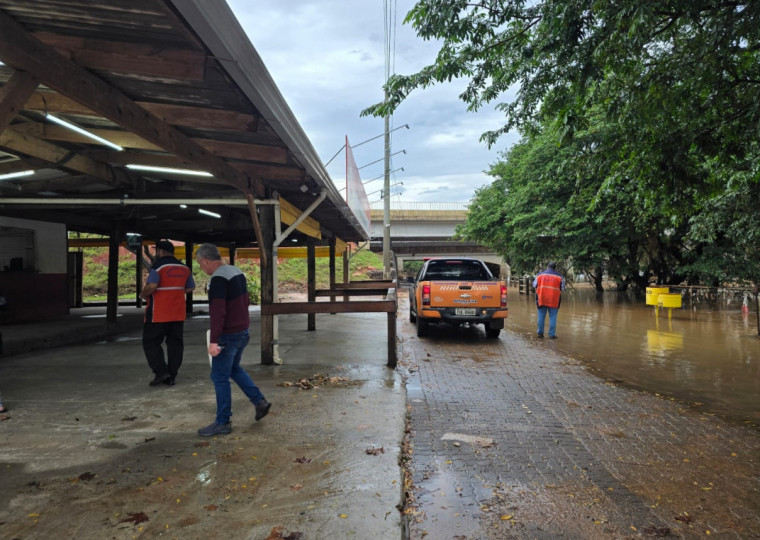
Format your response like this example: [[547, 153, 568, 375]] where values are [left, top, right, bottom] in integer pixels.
[[210, 330, 265, 424], [537, 306, 559, 337]]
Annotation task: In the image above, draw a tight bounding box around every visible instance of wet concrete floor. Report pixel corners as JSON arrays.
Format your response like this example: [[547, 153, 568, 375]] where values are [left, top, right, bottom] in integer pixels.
[[506, 287, 760, 423], [0, 307, 405, 539], [399, 292, 760, 539]]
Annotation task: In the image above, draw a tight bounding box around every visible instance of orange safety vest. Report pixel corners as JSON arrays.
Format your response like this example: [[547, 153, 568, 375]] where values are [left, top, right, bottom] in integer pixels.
[[535, 272, 563, 309], [148, 263, 191, 323]]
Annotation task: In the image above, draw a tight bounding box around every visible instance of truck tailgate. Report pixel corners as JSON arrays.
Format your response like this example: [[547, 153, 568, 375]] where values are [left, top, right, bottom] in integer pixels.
[[429, 281, 503, 308]]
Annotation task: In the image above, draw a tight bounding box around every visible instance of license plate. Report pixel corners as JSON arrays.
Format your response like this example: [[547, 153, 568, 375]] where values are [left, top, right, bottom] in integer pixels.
[[455, 308, 476, 316]]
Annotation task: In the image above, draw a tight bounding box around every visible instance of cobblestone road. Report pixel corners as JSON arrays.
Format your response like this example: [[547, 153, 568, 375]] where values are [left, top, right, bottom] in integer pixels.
[[398, 298, 760, 539]]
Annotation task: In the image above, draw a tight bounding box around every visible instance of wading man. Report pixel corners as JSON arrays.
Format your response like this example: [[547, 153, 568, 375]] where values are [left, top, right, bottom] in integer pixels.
[[533, 261, 565, 339]]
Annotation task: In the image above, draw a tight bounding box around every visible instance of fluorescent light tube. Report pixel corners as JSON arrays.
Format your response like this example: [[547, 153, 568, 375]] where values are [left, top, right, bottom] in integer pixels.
[[126, 164, 212, 177], [198, 208, 221, 218], [45, 114, 124, 151], [0, 170, 35, 181]]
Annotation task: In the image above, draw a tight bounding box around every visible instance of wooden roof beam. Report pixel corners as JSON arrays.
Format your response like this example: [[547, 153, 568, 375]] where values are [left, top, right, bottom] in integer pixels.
[[0, 158, 34, 175], [11, 122, 163, 151], [12, 175, 112, 194], [0, 127, 124, 186], [12, 121, 289, 163], [136, 101, 260, 132], [98, 150, 303, 186], [0, 70, 39, 134], [23, 93, 262, 133], [32, 32, 207, 81], [0, 10, 261, 196]]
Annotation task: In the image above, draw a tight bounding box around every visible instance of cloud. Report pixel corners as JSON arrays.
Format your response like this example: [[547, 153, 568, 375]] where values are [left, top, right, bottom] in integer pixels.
[[227, 0, 517, 203]]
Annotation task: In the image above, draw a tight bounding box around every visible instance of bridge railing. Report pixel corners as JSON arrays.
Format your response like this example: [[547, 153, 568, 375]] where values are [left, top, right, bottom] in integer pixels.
[[369, 201, 469, 211]]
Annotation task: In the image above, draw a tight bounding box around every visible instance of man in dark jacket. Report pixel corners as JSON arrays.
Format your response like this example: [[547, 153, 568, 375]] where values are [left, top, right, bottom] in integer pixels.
[[140, 240, 195, 386], [195, 243, 270, 437]]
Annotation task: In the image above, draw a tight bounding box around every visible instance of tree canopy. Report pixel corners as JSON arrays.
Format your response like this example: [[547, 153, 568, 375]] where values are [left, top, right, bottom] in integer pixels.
[[363, 0, 760, 287]]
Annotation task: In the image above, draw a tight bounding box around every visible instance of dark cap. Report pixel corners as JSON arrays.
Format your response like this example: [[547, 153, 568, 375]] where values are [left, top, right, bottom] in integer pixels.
[[548, 261, 557, 269], [155, 240, 174, 254]]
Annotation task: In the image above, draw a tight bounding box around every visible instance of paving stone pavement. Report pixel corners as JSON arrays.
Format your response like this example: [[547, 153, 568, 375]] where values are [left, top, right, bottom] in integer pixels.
[[398, 298, 760, 539]]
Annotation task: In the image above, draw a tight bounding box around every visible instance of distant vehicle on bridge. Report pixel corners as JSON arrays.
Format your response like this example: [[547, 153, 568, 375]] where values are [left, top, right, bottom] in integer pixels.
[[408, 257, 508, 338]]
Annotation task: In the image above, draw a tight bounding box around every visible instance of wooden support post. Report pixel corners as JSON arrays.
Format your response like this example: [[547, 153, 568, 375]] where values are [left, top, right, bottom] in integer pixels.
[[307, 239, 316, 331], [329, 237, 336, 307], [229, 245, 236, 266], [135, 239, 143, 308], [246, 194, 267, 268], [185, 240, 194, 315], [343, 249, 349, 302], [260, 204, 276, 365], [106, 226, 120, 323], [387, 311, 397, 368]]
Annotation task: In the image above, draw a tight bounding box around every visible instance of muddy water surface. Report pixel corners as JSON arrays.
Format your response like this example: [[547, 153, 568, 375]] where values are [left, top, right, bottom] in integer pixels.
[[506, 286, 760, 423]]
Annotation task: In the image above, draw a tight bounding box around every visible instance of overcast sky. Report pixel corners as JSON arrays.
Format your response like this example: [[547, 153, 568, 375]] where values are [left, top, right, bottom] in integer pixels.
[[226, 0, 519, 204]]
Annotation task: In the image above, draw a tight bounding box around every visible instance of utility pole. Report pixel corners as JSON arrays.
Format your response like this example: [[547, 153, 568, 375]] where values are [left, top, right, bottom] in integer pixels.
[[382, 89, 391, 279]]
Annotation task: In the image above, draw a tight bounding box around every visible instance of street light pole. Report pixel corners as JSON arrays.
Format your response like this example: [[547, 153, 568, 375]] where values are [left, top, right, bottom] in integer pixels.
[[382, 90, 391, 279]]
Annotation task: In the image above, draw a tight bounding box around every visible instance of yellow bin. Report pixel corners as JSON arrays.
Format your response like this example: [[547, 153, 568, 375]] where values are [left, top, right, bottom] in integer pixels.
[[658, 293, 682, 309], [646, 287, 669, 306]]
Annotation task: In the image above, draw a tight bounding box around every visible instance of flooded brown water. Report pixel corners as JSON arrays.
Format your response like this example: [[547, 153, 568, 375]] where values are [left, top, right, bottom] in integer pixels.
[[506, 286, 760, 424]]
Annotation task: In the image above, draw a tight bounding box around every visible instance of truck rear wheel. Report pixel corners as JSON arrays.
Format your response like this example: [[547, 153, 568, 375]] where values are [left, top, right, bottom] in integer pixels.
[[416, 317, 428, 337], [409, 307, 416, 323], [486, 328, 501, 339]]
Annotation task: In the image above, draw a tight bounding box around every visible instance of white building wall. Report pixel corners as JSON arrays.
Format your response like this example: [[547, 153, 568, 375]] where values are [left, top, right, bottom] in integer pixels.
[[0, 217, 67, 273]]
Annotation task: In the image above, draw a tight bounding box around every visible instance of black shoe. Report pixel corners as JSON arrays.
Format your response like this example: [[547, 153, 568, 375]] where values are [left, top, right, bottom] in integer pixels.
[[549, 335, 557, 339], [537, 333, 544, 338], [198, 421, 232, 437], [164, 376, 175, 386], [255, 400, 271, 421], [149, 373, 170, 386]]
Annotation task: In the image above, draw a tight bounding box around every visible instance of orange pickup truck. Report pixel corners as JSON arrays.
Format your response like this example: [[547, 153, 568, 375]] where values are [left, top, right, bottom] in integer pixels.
[[408, 257, 507, 338]]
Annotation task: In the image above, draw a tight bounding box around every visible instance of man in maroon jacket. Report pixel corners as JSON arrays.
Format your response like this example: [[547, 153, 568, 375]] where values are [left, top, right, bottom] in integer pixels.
[[195, 243, 270, 437]]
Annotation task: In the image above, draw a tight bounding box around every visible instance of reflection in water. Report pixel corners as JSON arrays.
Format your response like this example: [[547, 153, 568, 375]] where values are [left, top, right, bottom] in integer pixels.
[[647, 330, 684, 354], [506, 287, 760, 422]]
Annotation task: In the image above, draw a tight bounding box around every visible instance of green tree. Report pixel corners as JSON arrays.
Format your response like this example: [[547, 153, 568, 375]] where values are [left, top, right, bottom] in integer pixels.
[[365, 1, 760, 287], [364, 1, 759, 155], [459, 120, 698, 291]]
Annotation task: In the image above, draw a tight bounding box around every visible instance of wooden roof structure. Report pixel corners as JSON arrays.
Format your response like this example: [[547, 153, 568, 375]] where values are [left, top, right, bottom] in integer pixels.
[[0, 0, 367, 246]]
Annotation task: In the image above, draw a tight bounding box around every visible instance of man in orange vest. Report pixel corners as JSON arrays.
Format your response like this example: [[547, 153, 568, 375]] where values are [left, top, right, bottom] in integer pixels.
[[532, 261, 565, 339], [140, 240, 195, 386]]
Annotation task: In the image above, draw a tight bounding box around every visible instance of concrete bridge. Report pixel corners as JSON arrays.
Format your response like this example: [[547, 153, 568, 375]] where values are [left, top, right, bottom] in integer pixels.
[[368, 202, 508, 277]]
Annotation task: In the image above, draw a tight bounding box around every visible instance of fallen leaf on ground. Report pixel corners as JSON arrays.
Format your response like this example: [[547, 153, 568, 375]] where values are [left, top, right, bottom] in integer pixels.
[[204, 505, 218, 511], [290, 484, 303, 492], [119, 512, 149, 525], [78, 472, 96, 482], [276, 373, 353, 390], [265, 526, 303, 539], [365, 446, 385, 455], [195, 441, 210, 447], [294, 457, 312, 464]]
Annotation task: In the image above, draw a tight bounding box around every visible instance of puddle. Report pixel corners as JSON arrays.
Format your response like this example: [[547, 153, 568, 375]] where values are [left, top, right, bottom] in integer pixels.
[[507, 287, 760, 422], [196, 460, 216, 486]]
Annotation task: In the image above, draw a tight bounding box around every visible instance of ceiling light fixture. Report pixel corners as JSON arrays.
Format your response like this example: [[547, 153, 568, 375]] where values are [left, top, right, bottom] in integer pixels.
[[198, 208, 221, 218], [126, 164, 213, 177], [45, 113, 124, 151], [0, 170, 35, 181]]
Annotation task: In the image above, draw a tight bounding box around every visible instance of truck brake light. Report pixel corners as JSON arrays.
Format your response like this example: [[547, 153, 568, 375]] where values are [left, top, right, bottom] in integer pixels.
[[422, 284, 431, 306], [500, 285, 507, 308]]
